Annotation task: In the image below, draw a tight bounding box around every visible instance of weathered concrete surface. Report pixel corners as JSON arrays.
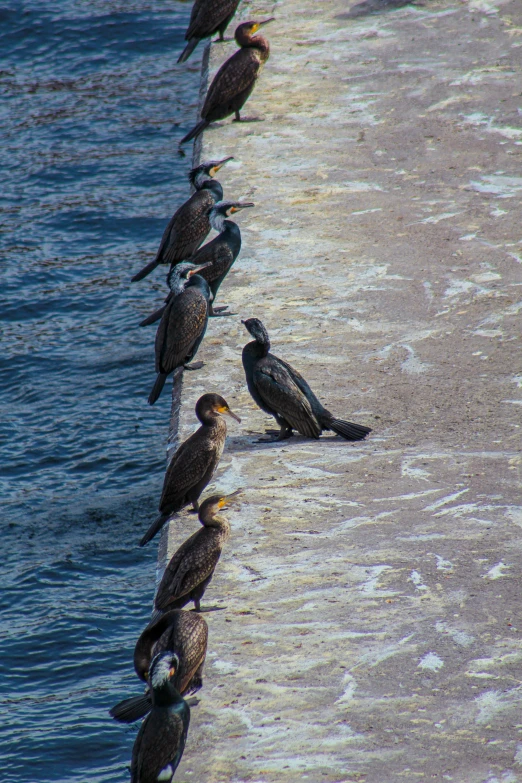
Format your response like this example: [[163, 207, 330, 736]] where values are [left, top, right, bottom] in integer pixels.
[[163, 0, 522, 780]]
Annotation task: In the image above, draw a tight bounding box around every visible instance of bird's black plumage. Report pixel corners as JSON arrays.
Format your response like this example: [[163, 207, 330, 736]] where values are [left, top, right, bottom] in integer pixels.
[[155, 492, 240, 613], [130, 652, 190, 783], [139, 394, 241, 546], [131, 158, 232, 282], [241, 318, 372, 442], [148, 263, 211, 405], [180, 19, 273, 145], [140, 201, 255, 324], [110, 610, 208, 724], [178, 0, 241, 63]]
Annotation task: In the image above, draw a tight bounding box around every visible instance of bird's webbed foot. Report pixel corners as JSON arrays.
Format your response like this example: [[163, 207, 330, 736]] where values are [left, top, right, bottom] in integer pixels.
[[234, 113, 265, 123], [209, 305, 235, 317], [184, 361, 204, 371], [256, 426, 293, 443], [192, 605, 226, 613]]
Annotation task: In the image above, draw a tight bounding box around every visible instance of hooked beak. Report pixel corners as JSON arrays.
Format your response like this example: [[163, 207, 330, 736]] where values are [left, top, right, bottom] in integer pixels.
[[219, 489, 242, 508], [210, 156, 234, 176], [258, 17, 275, 27], [187, 262, 212, 277], [230, 202, 255, 214], [223, 407, 241, 423], [226, 488, 242, 500]]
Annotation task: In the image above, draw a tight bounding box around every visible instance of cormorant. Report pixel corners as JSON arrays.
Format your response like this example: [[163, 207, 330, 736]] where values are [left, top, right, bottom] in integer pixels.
[[131, 158, 232, 282], [178, 0, 241, 63], [155, 491, 240, 613], [130, 652, 190, 783], [139, 394, 240, 546], [110, 610, 208, 724], [140, 201, 254, 324], [148, 262, 211, 406], [180, 19, 274, 145], [241, 318, 372, 442]]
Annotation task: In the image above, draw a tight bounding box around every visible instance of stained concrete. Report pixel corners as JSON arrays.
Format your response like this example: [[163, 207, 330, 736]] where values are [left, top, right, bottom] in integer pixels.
[[160, 0, 522, 780]]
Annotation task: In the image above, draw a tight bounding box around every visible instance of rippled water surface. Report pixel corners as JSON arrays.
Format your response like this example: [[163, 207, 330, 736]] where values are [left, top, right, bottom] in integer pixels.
[[0, 2, 202, 779]]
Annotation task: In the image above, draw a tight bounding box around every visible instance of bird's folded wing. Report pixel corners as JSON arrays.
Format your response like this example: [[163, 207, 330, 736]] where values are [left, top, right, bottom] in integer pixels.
[[155, 531, 201, 607], [159, 291, 208, 372], [254, 362, 322, 438], [163, 191, 213, 265], [205, 243, 234, 282], [203, 49, 260, 115], [160, 437, 215, 510], [134, 712, 185, 781], [171, 544, 221, 598], [186, 0, 238, 39]]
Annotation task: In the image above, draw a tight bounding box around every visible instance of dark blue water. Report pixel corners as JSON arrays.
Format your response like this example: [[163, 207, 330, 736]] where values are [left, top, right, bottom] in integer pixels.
[[0, 2, 201, 779]]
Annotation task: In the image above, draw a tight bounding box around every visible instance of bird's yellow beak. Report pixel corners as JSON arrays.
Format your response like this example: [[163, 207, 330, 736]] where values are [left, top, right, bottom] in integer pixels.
[[210, 156, 234, 177], [218, 405, 241, 423]]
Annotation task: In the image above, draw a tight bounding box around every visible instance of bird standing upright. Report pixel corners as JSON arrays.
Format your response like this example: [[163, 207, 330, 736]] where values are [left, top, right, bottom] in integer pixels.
[[148, 262, 211, 406], [154, 491, 240, 613], [178, 0, 241, 63], [140, 201, 255, 324], [241, 318, 372, 442], [139, 394, 241, 546], [131, 158, 232, 282], [180, 19, 274, 145], [130, 652, 190, 783], [110, 610, 208, 724]]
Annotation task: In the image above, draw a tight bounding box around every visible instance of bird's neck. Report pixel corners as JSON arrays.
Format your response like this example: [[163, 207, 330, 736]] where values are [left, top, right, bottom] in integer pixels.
[[251, 336, 270, 358], [152, 681, 185, 708], [193, 171, 211, 189], [201, 515, 231, 533], [237, 32, 270, 61], [168, 275, 188, 296], [186, 274, 211, 301], [202, 179, 223, 201]]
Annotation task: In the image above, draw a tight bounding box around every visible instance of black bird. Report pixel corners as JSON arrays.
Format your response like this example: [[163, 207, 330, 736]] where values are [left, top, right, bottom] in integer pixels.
[[155, 491, 240, 613], [140, 201, 254, 324], [110, 610, 208, 724], [131, 158, 232, 282], [241, 318, 372, 442], [130, 652, 190, 783], [139, 393, 240, 546], [148, 263, 211, 406], [178, 0, 241, 63], [180, 19, 274, 145]]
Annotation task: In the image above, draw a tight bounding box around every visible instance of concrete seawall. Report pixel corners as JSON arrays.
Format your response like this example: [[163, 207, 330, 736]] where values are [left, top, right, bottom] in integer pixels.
[[162, 0, 521, 780]]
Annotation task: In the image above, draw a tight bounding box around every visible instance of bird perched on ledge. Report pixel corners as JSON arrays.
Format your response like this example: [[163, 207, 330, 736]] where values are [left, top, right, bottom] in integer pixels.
[[241, 318, 372, 443], [131, 158, 232, 282], [155, 491, 240, 613], [139, 394, 241, 546], [180, 19, 274, 145], [178, 0, 241, 63], [110, 610, 208, 724], [130, 652, 190, 783], [148, 262, 211, 406], [140, 201, 255, 324]]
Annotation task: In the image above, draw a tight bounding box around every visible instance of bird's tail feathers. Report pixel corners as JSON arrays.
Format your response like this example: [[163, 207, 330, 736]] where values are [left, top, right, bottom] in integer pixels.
[[131, 258, 160, 283], [180, 119, 210, 146], [139, 512, 169, 547], [328, 418, 372, 441], [177, 37, 199, 63], [109, 694, 152, 724], [148, 373, 167, 405], [140, 305, 166, 327]]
